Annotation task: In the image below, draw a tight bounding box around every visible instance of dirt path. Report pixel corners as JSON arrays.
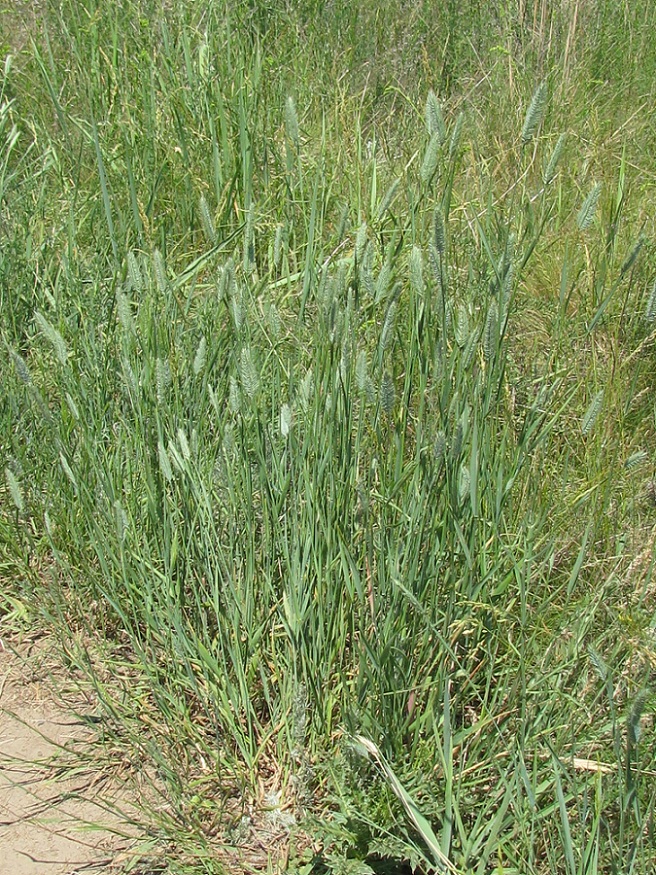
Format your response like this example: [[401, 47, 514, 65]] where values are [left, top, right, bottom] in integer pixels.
[[0, 637, 133, 874]]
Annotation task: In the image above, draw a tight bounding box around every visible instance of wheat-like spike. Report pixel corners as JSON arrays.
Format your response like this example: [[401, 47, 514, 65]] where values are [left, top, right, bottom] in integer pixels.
[[153, 248, 168, 293], [455, 304, 469, 348], [267, 301, 282, 338], [319, 272, 336, 313], [624, 450, 648, 470], [193, 336, 207, 376], [199, 195, 216, 245], [5, 467, 24, 513], [355, 221, 368, 263], [336, 258, 350, 299], [34, 312, 68, 366], [284, 95, 299, 149], [239, 347, 259, 398], [380, 300, 397, 352], [356, 349, 368, 392], [65, 392, 80, 422], [198, 38, 210, 82], [428, 243, 441, 285], [243, 202, 255, 274], [408, 246, 424, 297], [432, 208, 446, 256], [458, 463, 471, 506], [340, 335, 351, 382], [620, 237, 644, 277], [231, 282, 244, 332], [375, 260, 392, 304], [280, 403, 293, 438], [521, 80, 548, 145], [121, 358, 138, 395], [359, 247, 374, 299], [581, 390, 604, 435], [364, 376, 375, 405], [451, 421, 463, 462], [420, 132, 441, 184], [334, 203, 349, 243], [444, 300, 453, 335], [577, 183, 602, 231], [158, 439, 173, 482], [116, 291, 135, 335], [156, 357, 171, 405], [127, 251, 143, 293], [380, 370, 395, 416], [299, 369, 314, 410], [449, 111, 465, 160], [114, 499, 129, 543], [543, 133, 566, 185], [483, 300, 498, 362], [376, 177, 401, 223], [59, 451, 77, 491], [645, 278, 656, 322], [228, 375, 240, 414], [588, 646, 608, 682], [220, 257, 236, 300], [222, 423, 235, 458], [433, 431, 446, 465], [167, 440, 185, 473], [463, 326, 479, 369], [10, 349, 31, 384], [177, 428, 191, 461], [273, 223, 285, 269], [628, 693, 648, 745], [503, 231, 516, 268], [425, 90, 446, 144]]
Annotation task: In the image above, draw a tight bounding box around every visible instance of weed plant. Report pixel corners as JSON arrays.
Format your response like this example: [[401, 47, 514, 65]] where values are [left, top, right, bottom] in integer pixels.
[[1, 2, 656, 873]]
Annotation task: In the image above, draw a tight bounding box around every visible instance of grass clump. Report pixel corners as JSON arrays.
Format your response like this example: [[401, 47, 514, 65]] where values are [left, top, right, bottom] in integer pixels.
[[1, 2, 656, 873]]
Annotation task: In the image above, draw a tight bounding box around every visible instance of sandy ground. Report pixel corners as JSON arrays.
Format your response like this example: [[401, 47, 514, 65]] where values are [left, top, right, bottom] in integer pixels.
[[0, 637, 134, 875]]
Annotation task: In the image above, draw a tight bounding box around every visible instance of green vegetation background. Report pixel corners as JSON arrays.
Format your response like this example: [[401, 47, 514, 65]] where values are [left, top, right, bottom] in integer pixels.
[[1, 1, 656, 872]]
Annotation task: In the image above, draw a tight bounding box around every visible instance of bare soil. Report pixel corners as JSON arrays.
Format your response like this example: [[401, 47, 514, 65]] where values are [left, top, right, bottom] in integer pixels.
[[0, 635, 134, 874]]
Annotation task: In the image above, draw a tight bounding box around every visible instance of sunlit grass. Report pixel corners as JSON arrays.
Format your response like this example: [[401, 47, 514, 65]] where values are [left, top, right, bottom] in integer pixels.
[[1, 2, 656, 873]]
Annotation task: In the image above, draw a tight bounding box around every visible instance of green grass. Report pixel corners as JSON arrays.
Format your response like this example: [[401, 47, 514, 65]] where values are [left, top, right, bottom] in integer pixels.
[[1, 2, 656, 873]]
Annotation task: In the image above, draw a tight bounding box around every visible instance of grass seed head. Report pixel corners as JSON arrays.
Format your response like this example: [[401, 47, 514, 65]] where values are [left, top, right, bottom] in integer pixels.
[[521, 79, 547, 145], [577, 182, 602, 231]]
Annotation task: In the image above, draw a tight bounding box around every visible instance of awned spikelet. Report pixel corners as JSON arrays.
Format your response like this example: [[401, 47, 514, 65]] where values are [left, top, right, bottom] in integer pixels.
[[432, 208, 445, 256], [5, 467, 24, 514], [425, 89, 446, 144], [420, 133, 441, 184], [577, 183, 602, 231], [483, 300, 499, 362], [645, 277, 656, 323], [10, 349, 31, 384], [449, 111, 464, 160], [279, 403, 293, 438], [155, 357, 171, 404], [543, 133, 566, 185], [380, 370, 395, 416], [408, 246, 424, 297], [356, 349, 368, 392], [380, 299, 397, 353], [376, 176, 401, 223], [284, 95, 299, 150], [199, 194, 216, 245], [581, 390, 604, 436], [193, 336, 207, 376], [34, 312, 69, 366], [153, 248, 168, 293], [127, 250, 143, 293], [521, 80, 547, 145], [239, 347, 259, 399]]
